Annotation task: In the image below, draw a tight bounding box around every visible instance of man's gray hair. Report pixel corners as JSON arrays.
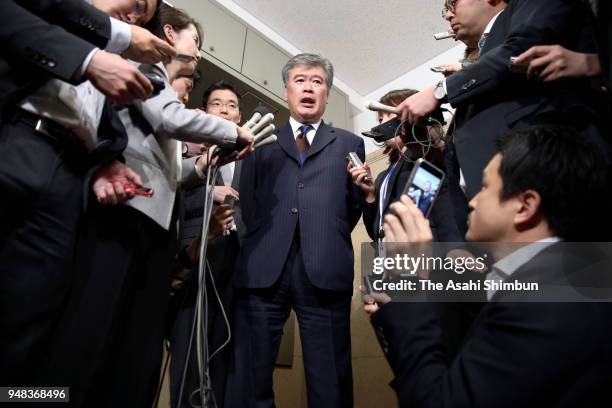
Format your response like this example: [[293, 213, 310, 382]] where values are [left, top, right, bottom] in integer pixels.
[[282, 53, 334, 91]]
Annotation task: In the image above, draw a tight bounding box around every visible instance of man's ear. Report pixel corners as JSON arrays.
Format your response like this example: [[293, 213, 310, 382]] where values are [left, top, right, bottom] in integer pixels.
[[163, 24, 176, 46], [514, 189, 542, 228], [283, 88, 288, 102]]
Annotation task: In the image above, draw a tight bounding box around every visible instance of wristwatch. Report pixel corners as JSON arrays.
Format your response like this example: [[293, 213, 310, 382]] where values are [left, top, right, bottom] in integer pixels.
[[434, 80, 448, 104]]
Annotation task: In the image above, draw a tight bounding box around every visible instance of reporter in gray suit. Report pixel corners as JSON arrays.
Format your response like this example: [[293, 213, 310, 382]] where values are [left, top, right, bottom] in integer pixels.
[[58, 5, 253, 407], [226, 53, 365, 407]]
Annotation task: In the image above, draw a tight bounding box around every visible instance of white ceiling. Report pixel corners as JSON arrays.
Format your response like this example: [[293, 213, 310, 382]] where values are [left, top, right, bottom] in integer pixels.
[[229, 0, 455, 96]]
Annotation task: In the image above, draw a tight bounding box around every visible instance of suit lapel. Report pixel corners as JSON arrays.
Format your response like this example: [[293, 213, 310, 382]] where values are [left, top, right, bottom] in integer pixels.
[[231, 161, 242, 190], [479, 8, 510, 56], [304, 121, 337, 163], [276, 123, 300, 164], [382, 159, 406, 213]]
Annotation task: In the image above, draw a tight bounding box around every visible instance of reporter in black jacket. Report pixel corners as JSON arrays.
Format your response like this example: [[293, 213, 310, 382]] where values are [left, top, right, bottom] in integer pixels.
[[372, 126, 612, 407]]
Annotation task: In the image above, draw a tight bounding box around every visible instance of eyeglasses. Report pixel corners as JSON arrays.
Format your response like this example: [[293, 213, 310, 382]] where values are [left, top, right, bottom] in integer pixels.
[[207, 101, 239, 111], [441, 0, 458, 17]]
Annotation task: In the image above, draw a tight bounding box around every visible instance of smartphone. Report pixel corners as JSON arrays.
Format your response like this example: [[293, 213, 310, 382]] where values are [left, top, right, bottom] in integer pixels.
[[509, 56, 529, 75], [430, 66, 447, 73], [346, 152, 371, 182], [402, 158, 445, 218], [122, 182, 154, 197]]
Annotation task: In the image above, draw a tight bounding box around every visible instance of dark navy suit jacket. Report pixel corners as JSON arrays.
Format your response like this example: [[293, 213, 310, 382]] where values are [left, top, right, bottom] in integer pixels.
[[445, 0, 609, 198], [235, 121, 365, 292]]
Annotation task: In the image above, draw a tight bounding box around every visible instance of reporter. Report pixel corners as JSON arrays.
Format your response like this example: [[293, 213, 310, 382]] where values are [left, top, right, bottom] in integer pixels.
[[42, 5, 253, 407], [374, 126, 612, 407], [350, 89, 458, 243], [0, 0, 161, 387]]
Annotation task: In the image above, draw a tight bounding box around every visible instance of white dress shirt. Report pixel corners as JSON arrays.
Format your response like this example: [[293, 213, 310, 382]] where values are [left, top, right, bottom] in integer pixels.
[[289, 116, 321, 145]]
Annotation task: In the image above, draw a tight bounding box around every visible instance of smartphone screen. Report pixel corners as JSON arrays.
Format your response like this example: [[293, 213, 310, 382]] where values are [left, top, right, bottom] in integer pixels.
[[403, 158, 445, 217]]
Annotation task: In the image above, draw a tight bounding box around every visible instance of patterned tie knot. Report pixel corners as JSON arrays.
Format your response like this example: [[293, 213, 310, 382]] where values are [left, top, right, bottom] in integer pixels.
[[299, 124, 314, 136]]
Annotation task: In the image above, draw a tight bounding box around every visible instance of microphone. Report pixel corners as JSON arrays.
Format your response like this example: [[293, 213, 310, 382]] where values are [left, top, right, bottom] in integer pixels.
[[243, 106, 269, 130], [213, 106, 275, 164], [366, 101, 447, 126], [255, 135, 277, 148], [250, 113, 274, 135], [365, 101, 398, 115], [433, 32, 454, 40], [253, 124, 275, 144]]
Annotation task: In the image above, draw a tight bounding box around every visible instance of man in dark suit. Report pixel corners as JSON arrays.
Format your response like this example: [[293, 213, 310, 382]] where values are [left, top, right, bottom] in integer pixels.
[[226, 53, 364, 407], [171, 80, 246, 408], [398, 0, 609, 199], [372, 126, 612, 407]]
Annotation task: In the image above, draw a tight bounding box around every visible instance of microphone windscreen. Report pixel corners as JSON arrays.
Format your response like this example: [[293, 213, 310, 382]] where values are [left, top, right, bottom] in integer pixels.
[[255, 135, 277, 148], [254, 124, 275, 143], [250, 113, 274, 134]]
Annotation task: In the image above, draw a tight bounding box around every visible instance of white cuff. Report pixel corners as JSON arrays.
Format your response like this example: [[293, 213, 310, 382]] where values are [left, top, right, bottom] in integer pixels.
[[106, 18, 132, 54], [78, 48, 99, 80], [194, 157, 206, 180]]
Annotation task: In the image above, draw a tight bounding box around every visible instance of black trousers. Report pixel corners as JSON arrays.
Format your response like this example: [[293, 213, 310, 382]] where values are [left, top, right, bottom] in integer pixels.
[[225, 231, 353, 408], [40, 204, 176, 407], [0, 120, 84, 386]]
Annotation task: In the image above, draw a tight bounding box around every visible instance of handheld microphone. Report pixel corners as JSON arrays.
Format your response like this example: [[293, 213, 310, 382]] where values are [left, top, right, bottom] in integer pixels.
[[365, 101, 398, 115], [433, 32, 454, 40], [213, 106, 275, 164], [250, 113, 274, 135], [254, 135, 277, 148], [243, 106, 269, 129], [253, 124, 275, 144]]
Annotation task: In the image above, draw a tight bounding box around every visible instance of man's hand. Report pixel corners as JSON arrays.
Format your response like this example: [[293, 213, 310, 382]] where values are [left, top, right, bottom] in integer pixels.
[[235, 126, 255, 161], [208, 204, 235, 240], [438, 63, 462, 77], [85, 50, 153, 106], [360, 285, 391, 316], [123, 25, 177, 65], [92, 160, 143, 205], [195, 145, 219, 174], [396, 84, 439, 124], [514, 45, 601, 82], [184, 142, 206, 158], [347, 162, 375, 203], [213, 186, 239, 204], [384, 195, 433, 243]]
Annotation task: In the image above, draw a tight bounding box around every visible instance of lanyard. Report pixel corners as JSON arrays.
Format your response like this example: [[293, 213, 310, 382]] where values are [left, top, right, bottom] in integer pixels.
[[378, 161, 399, 240]]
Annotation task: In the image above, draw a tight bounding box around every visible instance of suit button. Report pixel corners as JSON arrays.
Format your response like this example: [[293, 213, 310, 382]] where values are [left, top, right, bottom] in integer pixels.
[[48, 60, 56, 68], [298, 182, 304, 189], [290, 208, 298, 214]]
